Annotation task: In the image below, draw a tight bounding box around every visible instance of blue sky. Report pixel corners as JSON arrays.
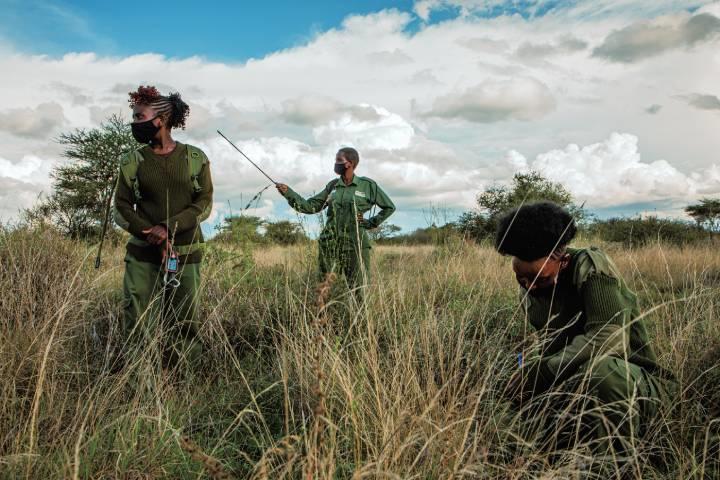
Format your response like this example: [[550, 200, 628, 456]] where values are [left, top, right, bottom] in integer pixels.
[[0, 0, 719, 236], [0, 0, 600, 61], [2, 0, 417, 60]]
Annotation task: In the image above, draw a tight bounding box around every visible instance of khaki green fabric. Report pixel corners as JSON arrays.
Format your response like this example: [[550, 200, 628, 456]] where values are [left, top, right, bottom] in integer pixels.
[[122, 252, 202, 366], [282, 175, 395, 290], [521, 247, 668, 389], [114, 142, 213, 258], [517, 247, 676, 450], [518, 355, 676, 459], [319, 242, 371, 291], [283, 175, 395, 251], [577, 355, 674, 452]]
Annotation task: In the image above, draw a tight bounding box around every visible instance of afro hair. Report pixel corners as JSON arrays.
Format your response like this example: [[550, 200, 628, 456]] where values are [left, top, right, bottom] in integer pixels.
[[165, 92, 190, 129], [495, 201, 577, 261]]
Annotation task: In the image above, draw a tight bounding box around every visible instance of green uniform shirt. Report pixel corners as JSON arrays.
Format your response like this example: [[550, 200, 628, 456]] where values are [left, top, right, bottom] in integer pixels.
[[282, 175, 395, 250], [522, 247, 665, 392]]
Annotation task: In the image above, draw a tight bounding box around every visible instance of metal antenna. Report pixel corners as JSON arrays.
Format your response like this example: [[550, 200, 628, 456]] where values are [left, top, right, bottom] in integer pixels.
[[217, 130, 277, 184]]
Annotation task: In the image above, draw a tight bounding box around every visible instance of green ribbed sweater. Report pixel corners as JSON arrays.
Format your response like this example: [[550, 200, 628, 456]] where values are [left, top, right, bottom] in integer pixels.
[[114, 142, 213, 262], [521, 247, 664, 392]]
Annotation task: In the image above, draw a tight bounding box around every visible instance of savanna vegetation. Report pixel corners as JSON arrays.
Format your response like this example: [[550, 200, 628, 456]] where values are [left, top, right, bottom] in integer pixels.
[[2, 118, 719, 478], [1, 227, 719, 479]]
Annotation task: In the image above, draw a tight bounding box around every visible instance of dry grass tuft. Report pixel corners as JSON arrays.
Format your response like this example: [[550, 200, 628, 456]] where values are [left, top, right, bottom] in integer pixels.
[[178, 434, 234, 480]]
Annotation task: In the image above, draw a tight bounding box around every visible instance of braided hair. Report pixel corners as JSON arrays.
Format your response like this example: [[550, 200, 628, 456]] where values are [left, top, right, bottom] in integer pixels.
[[128, 85, 190, 129]]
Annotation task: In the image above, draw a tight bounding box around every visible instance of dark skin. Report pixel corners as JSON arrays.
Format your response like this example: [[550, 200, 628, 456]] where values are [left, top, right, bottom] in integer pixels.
[[511, 251, 570, 293], [276, 151, 364, 224], [507, 250, 571, 402], [132, 104, 176, 249]]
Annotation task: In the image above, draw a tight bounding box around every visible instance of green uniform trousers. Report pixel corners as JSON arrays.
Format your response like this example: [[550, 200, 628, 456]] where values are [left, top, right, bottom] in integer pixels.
[[521, 356, 676, 456], [581, 357, 674, 451], [318, 243, 370, 297], [122, 252, 202, 366]]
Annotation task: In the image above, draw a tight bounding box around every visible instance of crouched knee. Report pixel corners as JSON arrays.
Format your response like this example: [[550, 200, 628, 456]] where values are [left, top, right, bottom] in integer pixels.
[[588, 357, 642, 404]]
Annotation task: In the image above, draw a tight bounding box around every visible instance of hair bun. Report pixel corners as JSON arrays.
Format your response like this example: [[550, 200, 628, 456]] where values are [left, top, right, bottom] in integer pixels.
[[167, 91, 190, 129]]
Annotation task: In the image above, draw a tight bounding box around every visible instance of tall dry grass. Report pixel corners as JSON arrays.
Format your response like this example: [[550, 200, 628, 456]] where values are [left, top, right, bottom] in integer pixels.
[[0, 227, 718, 479]]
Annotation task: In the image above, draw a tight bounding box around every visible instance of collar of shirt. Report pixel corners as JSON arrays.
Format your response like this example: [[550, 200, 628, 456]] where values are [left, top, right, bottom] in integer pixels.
[[336, 175, 358, 188]]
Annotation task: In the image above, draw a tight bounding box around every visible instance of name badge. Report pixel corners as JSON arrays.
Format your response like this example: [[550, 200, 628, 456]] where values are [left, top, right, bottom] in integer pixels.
[[355, 191, 366, 198]]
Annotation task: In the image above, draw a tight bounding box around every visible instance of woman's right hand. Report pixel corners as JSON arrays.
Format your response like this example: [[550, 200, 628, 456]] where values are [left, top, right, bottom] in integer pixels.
[[276, 183, 289, 195]]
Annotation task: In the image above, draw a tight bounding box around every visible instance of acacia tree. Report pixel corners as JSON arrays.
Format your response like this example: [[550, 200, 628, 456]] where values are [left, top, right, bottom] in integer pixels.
[[457, 171, 586, 241], [27, 115, 138, 239], [685, 198, 720, 232]]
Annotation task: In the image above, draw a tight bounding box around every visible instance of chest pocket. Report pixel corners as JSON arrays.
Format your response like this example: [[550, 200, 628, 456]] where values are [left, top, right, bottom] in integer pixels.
[[353, 189, 373, 213], [331, 188, 354, 208]]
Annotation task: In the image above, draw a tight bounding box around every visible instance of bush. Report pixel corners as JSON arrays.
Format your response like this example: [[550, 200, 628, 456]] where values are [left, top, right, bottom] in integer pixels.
[[379, 223, 459, 245], [264, 220, 307, 245], [213, 216, 309, 246], [585, 216, 712, 247]]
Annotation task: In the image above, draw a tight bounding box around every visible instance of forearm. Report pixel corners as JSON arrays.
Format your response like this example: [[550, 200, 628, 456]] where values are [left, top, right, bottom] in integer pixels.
[[367, 206, 395, 228], [367, 186, 395, 228], [114, 208, 152, 238], [530, 323, 626, 391], [283, 187, 326, 214], [164, 190, 212, 234]]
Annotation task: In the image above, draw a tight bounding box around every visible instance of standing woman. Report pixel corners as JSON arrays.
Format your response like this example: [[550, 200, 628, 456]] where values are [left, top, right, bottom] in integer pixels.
[[276, 148, 395, 298], [114, 85, 213, 367]]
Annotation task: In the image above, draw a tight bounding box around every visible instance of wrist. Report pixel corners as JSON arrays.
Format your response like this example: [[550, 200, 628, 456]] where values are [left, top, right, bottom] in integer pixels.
[[157, 223, 172, 235]]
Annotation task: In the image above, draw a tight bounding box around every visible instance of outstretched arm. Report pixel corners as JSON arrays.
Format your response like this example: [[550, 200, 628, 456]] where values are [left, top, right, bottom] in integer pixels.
[[277, 182, 333, 214]]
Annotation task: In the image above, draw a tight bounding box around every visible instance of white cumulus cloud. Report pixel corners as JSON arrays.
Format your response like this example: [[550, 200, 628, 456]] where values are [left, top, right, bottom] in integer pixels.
[[313, 105, 415, 150], [424, 77, 556, 123], [511, 132, 720, 207], [0, 102, 68, 138]]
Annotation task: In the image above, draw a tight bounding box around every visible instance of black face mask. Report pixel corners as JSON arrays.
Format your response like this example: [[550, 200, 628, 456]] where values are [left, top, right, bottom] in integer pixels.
[[528, 285, 556, 298], [131, 117, 160, 144], [334, 163, 347, 175]]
